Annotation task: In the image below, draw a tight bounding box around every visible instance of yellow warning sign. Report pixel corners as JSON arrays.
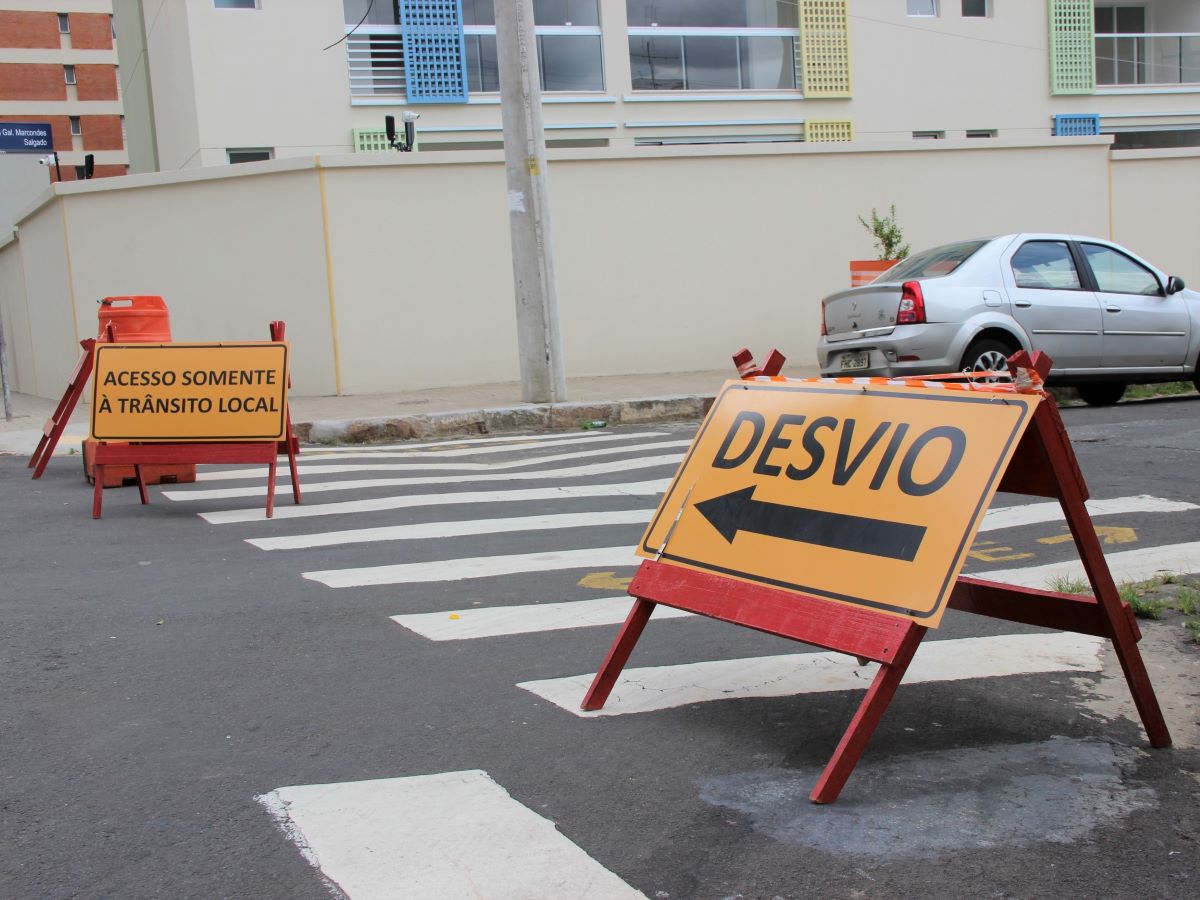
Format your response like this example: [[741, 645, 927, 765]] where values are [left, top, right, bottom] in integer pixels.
[[639, 380, 1040, 627], [90, 342, 289, 442]]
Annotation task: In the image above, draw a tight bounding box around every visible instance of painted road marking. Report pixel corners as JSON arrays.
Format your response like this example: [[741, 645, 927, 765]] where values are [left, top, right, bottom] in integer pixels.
[[197, 439, 692, 481], [247, 509, 656, 551], [392, 596, 692, 641], [517, 632, 1104, 717], [257, 770, 644, 900], [979, 495, 1196, 531], [985, 541, 1200, 588], [294, 429, 668, 455], [199, 479, 671, 525], [304, 546, 637, 588], [165, 453, 685, 501]]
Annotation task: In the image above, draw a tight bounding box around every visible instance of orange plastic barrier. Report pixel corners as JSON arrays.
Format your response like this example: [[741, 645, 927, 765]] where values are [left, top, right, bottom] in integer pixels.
[[97, 295, 172, 342]]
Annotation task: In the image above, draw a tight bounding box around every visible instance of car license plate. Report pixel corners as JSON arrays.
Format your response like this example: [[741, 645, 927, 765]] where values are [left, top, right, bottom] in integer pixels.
[[839, 351, 869, 371]]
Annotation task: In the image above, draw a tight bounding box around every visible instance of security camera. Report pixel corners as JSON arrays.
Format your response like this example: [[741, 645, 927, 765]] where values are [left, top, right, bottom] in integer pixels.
[[38, 154, 55, 166], [401, 111, 420, 123]]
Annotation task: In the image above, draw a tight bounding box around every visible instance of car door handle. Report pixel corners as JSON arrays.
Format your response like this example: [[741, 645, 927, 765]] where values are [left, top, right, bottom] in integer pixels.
[[1014, 300, 1032, 308], [1106, 305, 1122, 313]]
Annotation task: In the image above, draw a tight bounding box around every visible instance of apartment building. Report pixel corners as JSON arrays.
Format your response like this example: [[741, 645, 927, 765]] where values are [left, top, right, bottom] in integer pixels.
[[0, 0, 129, 180], [111, 1, 1200, 171]]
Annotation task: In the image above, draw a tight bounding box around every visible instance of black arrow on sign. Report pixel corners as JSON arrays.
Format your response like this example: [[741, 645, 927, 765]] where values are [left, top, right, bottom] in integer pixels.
[[694, 486, 927, 562]]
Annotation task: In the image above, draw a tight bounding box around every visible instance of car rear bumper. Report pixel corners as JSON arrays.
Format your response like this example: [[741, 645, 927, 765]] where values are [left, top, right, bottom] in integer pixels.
[[817, 324, 963, 378]]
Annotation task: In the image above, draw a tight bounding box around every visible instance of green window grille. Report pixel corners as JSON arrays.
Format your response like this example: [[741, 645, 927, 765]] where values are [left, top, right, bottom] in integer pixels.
[[799, 0, 852, 98], [805, 119, 854, 142], [354, 129, 391, 152], [1049, 0, 1095, 95]]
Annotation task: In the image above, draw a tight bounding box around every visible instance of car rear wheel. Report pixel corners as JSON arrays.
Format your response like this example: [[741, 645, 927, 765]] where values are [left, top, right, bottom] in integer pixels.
[[959, 339, 1016, 381], [1077, 383, 1126, 407]]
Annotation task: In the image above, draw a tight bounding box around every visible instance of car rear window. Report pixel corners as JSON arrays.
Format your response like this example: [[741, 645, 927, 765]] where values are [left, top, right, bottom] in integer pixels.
[[882, 240, 988, 282]]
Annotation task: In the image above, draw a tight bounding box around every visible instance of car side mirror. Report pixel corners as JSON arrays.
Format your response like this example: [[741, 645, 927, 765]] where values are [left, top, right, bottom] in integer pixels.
[[1166, 275, 1186, 294]]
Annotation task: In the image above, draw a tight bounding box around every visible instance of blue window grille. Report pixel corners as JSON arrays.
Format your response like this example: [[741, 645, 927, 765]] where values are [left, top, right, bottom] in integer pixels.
[[399, 0, 470, 104], [1053, 114, 1100, 136]]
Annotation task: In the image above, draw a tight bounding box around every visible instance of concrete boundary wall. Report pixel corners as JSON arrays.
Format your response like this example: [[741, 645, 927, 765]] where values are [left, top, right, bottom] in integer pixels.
[[5, 137, 1193, 401]]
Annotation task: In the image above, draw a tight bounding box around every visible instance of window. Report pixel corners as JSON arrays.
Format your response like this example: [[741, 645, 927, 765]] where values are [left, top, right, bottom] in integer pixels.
[[111, 14, 116, 38], [627, 1, 798, 92], [886, 241, 986, 281], [912, 130, 944, 139], [64, 65, 76, 85], [227, 148, 273, 164], [463, 1, 604, 93], [1011, 241, 1082, 290], [966, 129, 997, 138], [69, 116, 81, 136], [961, 0, 989, 16], [1081, 244, 1162, 295], [58, 13, 70, 33], [214, 0, 259, 8], [907, 1, 938, 16]]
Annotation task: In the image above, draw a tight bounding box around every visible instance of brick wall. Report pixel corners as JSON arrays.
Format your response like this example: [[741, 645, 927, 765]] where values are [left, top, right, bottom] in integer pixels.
[[0, 63, 67, 101], [75, 64, 117, 101], [82, 115, 123, 151], [0, 11, 59, 49], [68, 12, 113, 50]]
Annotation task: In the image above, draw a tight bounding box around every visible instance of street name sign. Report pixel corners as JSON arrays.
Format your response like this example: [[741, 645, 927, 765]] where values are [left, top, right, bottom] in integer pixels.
[[638, 379, 1040, 627], [0, 122, 53, 152], [91, 342, 290, 442]]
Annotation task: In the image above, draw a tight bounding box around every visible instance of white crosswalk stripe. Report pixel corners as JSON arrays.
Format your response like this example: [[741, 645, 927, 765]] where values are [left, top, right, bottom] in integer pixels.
[[164, 453, 685, 501], [258, 770, 644, 899], [517, 633, 1105, 717], [199, 479, 670, 525], [195, 438, 691, 481]]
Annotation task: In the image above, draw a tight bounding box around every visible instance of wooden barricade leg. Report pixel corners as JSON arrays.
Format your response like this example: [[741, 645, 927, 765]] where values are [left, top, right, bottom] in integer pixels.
[[135, 464, 149, 505], [1032, 401, 1171, 747], [30, 339, 96, 479], [265, 458, 278, 519], [581, 598, 658, 711], [270, 320, 302, 506], [810, 623, 926, 804], [92, 461, 105, 519]]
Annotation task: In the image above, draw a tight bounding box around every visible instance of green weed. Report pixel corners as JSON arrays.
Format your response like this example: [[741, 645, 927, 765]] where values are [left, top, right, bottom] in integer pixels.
[[1177, 587, 1199, 616], [1048, 574, 1090, 594], [1185, 619, 1200, 645]]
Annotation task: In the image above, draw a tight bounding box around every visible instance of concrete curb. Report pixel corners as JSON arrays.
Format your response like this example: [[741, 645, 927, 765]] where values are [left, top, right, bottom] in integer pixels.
[[295, 393, 717, 445], [292, 386, 1086, 446]]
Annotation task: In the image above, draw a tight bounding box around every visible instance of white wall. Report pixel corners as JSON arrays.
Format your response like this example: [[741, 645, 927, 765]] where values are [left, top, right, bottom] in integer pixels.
[[6, 137, 1161, 401]]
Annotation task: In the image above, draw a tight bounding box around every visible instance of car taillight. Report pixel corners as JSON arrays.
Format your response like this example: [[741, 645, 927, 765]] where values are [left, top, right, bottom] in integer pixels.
[[897, 281, 926, 325], [820, 299, 827, 336]]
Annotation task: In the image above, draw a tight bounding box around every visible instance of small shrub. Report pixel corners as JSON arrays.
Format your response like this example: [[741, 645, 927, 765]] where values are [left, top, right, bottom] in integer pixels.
[[857, 205, 910, 261]]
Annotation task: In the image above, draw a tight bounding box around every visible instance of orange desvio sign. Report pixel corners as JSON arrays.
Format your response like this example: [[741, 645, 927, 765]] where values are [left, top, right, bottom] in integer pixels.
[[639, 379, 1041, 627], [90, 342, 290, 442]]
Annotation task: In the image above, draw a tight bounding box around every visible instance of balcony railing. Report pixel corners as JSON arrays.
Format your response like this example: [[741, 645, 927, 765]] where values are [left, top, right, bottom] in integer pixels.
[[1096, 33, 1200, 87], [347, 26, 406, 97]]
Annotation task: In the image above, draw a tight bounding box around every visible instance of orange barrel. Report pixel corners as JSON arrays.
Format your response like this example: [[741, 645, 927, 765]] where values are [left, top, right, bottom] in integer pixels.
[[98, 295, 171, 342]]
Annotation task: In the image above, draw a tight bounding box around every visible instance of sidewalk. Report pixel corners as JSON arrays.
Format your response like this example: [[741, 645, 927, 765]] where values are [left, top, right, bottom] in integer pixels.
[[0, 365, 819, 457]]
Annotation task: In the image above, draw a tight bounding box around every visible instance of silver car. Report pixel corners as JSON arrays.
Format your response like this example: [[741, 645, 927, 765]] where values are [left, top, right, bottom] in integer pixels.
[[817, 233, 1200, 405]]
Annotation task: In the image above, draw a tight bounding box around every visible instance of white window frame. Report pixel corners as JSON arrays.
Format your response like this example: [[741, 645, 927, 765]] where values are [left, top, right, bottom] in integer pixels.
[[627, 26, 800, 92], [214, 0, 260, 9], [463, 24, 605, 94], [64, 64, 76, 85], [69, 116, 81, 136], [907, 1, 939, 17], [58, 13, 70, 34], [960, 0, 991, 17]]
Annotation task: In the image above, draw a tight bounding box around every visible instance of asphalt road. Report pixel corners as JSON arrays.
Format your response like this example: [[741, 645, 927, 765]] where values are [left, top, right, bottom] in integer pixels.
[[2, 393, 1199, 899]]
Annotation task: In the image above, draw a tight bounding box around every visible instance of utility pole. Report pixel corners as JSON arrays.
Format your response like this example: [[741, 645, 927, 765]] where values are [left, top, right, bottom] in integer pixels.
[[495, 0, 567, 403]]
